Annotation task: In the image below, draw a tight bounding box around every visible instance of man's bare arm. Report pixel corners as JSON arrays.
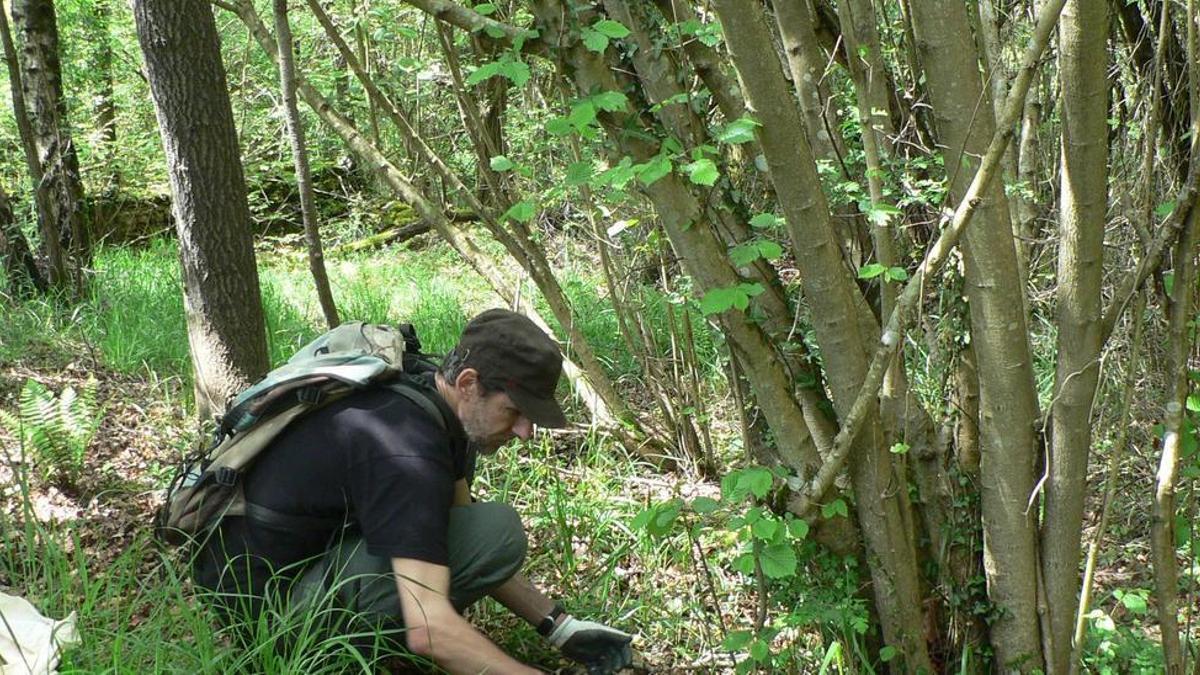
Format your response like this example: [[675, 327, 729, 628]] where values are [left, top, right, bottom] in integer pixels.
[[392, 557, 540, 675]]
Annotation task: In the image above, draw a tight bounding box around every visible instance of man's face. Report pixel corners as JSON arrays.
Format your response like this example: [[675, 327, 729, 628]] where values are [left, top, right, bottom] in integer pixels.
[[458, 382, 534, 454]]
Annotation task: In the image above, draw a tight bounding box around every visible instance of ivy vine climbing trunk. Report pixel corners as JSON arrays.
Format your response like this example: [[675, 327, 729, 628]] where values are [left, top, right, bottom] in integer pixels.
[[134, 0, 270, 419]]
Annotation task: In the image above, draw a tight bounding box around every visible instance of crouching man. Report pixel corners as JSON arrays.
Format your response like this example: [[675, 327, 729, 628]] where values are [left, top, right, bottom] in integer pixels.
[[194, 309, 633, 674]]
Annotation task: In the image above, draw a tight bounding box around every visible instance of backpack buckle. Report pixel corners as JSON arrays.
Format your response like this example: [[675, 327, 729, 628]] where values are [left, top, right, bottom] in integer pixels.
[[297, 386, 324, 405], [214, 467, 238, 487]]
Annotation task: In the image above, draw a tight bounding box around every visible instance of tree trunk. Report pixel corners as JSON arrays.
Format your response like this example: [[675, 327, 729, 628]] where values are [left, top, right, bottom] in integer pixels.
[[0, 0, 63, 287], [0, 181, 47, 297], [89, 0, 118, 192], [273, 0, 340, 329], [771, 0, 840, 165], [908, 0, 1047, 669], [133, 0, 270, 419], [711, 0, 932, 669], [1042, 2, 1109, 671], [11, 0, 89, 277]]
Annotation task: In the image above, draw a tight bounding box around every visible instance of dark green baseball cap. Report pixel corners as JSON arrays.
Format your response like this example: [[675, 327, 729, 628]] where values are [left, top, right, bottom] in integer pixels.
[[456, 309, 568, 428]]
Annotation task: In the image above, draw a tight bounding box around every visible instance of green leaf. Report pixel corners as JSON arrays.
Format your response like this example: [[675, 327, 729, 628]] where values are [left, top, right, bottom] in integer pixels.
[[1188, 394, 1200, 412], [886, 266, 909, 282], [889, 442, 910, 455], [631, 507, 655, 530], [503, 201, 536, 223], [566, 161, 593, 186], [466, 62, 502, 86], [1156, 200, 1176, 218], [865, 202, 902, 227], [1119, 591, 1148, 615], [757, 241, 783, 261], [722, 630, 752, 651], [788, 518, 810, 540], [497, 59, 530, 86], [751, 518, 778, 540], [700, 287, 741, 315], [591, 90, 629, 112], [484, 24, 506, 38], [592, 18, 631, 38], [858, 263, 887, 279], [749, 639, 770, 661], [822, 499, 849, 519], [489, 155, 515, 172], [740, 466, 774, 498], [636, 155, 672, 186], [473, 3, 497, 15], [684, 158, 719, 186], [568, 101, 598, 129], [716, 115, 761, 145], [545, 117, 573, 136], [691, 496, 721, 514], [759, 543, 798, 579], [750, 213, 782, 229], [733, 551, 756, 575], [729, 242, 763, 267], [581, 28, 609, 53], [879, 646, 898, 663]]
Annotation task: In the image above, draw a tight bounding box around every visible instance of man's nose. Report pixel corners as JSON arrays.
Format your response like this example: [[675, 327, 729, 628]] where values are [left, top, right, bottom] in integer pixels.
[[512, 416, 534, 440]]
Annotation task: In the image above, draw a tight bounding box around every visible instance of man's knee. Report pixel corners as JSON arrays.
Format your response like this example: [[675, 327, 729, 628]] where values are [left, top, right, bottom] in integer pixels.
[[465, 501, 527, 575]]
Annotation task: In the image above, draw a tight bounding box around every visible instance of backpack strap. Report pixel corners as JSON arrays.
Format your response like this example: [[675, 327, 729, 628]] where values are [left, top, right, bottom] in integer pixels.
[[386, 380, 449, 431]]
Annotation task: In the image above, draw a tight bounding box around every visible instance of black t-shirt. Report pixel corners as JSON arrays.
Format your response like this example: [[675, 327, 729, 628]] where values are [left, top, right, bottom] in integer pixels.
[[194, 376, 471, 597]]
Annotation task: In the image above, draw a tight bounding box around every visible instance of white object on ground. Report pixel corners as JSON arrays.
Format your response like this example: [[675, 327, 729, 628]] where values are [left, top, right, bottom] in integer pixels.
[[0, 592, 78, 675]]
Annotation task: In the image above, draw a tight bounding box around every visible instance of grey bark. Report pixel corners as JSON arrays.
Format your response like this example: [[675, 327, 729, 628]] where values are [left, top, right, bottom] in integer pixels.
[[273, 0, 340, 329], [133, 0, 270, 419], [908, 0, 1047, 668], [770, 0, 840, 166], [11, 0, 89, 276], [1043, 2, 1109, 671], [0, 0, 63, 287]]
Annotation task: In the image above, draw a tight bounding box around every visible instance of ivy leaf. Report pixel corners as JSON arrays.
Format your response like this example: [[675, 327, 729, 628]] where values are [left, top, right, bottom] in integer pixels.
[[565, 161, 593, 186], [473, 3, 497, 15], [858, 263, 887, 279], [636, 155, 672, 186], [822, 499, 849, 519], [591, 90, 629, 112], [489, 155, 515, 172], [581, 28, 609, 53], [716, 115, 761, 145], [691, 496, 721, 514], [503, 200, 536, 223], [759, 543, 798, 579], [684, 158, 719, 186]]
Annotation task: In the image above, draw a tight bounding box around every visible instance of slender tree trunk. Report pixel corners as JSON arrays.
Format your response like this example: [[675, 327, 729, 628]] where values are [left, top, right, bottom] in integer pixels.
[[1042, 2, 1109, 672], [11, 0, 89, 277], [273, 0, 340, 329], [0, 181, 46, 297], [711, 0, 932, 669], [908, 0, 1047, 669], [133, 0, 270, 419], [0, 0, 62, 287], [771, 0, 840, 165], [90, 0, 118, 191]]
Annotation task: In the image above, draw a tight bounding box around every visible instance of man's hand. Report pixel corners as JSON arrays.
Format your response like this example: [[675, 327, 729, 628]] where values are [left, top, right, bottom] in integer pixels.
[[548, 616, 633, 675]]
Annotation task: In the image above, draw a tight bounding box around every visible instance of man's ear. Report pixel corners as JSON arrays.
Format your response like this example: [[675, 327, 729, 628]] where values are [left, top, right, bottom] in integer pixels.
[[454, 367, 481, 397]]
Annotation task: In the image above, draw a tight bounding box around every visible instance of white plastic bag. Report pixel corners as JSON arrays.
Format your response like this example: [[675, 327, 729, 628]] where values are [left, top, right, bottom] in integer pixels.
[[0, 593, 78, 675]]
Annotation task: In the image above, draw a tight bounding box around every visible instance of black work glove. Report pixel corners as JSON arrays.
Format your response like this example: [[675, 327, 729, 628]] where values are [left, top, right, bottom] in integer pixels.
[[547, 615, 634, 675]]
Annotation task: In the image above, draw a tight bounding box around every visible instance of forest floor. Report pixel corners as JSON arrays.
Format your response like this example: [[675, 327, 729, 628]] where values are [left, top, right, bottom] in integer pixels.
[[0, 235, 1180, 673]]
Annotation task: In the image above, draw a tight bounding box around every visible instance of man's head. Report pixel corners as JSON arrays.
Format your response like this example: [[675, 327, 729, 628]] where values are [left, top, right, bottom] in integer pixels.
[[437, 309, 567, 453]]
